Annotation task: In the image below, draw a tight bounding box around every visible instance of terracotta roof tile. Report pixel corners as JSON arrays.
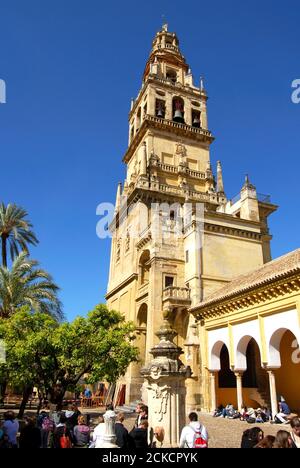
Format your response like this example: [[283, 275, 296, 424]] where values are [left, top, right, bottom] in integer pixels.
[[191, 248, 300, 311]]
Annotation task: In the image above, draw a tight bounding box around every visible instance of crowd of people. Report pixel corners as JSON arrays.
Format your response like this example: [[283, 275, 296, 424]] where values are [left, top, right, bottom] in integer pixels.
[[0, 398, 299, 449], [240, 417, 300, 448], [213, 398, 294, 425], [0, 403, 151, 449]]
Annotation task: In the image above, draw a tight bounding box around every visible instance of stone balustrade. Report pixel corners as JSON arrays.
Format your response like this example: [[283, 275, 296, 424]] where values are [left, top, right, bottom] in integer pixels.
[[163, 286, 191, 301]]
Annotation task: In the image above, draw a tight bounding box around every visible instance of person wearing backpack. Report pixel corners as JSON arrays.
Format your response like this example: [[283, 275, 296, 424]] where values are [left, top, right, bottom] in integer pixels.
[[179, 412, 208, 449], [52, 414, 72, 449]]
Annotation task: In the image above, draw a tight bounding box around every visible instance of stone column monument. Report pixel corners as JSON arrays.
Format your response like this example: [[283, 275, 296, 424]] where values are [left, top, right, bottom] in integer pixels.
[[99, 410, 119, 448], [141, 317, 190, 448]]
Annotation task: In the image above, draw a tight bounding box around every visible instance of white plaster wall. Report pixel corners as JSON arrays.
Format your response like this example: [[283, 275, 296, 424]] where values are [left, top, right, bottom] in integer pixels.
[[264, 309, 300, 367], [208, 327, 229, 371], [232, 319, 262, 370]]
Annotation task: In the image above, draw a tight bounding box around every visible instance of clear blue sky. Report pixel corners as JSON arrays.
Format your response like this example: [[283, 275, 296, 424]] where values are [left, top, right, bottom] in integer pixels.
[[1, 0, 299, 321]]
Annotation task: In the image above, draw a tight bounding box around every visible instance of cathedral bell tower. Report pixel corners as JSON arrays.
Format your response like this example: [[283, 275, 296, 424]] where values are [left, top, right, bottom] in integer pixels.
[[106, 25, 277, 406]]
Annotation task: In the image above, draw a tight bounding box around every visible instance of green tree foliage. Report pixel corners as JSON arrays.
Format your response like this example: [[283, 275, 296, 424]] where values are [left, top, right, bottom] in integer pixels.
[[0, 304, 138, 408], [0, 203, 38, 267], [0, 252, 63, 320]]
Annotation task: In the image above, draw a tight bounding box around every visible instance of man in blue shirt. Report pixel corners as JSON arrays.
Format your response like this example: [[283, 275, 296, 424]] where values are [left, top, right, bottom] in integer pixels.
[[84, 388, 92, 398], [276, 397, 291, 423]]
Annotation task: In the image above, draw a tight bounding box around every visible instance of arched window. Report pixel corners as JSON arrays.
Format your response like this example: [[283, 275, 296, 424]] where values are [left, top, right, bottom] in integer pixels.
[[172, 97, 185, 124], [192, 109, 201, 128], [136, 107, 141, 132], [139, 250, 150, 285], [155, 99, 166, 119], [166, 68, 177, 83]]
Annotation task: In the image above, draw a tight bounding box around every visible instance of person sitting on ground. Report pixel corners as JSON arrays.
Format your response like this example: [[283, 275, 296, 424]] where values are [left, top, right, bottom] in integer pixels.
[[274, 430, 294, 449], [275, 398, 291, 424], [290, 417, 300, 448], [240, 406, 249, 421], [115, 412, 130, 449], [73, 415, 90, 447], [213, 404, 224, 418], [92, 415, 105, 448], [2, 411, 19, 448], [261, 407, 271, 422], [222, 404, 237, 419], [255, 409, 265, 424], [19, 416, 41, 449], [241, 427, 264, 448], [245, 407, 257, 424], [129, 420, 149, 449], [179, 412, 208, 449], [254, 435, 275, 449]]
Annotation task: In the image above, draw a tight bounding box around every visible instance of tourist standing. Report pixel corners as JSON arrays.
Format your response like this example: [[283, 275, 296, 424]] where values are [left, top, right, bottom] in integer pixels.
[[129, 420, 149, 449], [241, 427, 264, 448], [92, 415, 105, 448], [134, 404, 148, 428], [73, 415, 90, 447], [179, 413, 208, 449], [19, 416, 41, 449], [115, 412, 129, 449], [52, 414, 72, 449], [2, 411, 19, 448], [274, 430, 294, 449]]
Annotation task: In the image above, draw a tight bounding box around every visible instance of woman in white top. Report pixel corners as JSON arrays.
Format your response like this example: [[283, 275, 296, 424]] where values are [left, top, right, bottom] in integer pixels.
[[92, 415, 105, 448]]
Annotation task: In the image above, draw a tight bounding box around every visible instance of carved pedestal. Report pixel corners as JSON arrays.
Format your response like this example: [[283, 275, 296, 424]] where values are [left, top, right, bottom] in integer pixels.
[[141, 320, 189, 448]]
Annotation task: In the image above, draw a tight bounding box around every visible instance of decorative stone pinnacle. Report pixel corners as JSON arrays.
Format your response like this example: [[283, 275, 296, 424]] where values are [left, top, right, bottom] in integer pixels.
[[200, 76, 205, 91], [243, 174, 256, 191]]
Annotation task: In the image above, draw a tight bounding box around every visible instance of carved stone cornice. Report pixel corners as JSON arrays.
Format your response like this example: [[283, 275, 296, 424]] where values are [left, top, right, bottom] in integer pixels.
[[123, 114, 214, 164], [136, 229, 152, 251], [204, 222, 262, 241], [105, 273, 138, 300]]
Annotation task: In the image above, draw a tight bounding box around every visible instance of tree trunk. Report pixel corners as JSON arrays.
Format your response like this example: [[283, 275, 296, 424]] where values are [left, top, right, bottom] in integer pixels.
[[1, 235, 7, 268], [36, 389, 44, 415], [48, 384, 66, 410], [0, 378, 8, 405], [18, 385, 33, 419]]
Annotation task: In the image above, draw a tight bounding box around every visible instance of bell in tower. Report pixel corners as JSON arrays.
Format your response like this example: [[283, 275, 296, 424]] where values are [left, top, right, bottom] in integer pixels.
[[173, 97, 185, 124]]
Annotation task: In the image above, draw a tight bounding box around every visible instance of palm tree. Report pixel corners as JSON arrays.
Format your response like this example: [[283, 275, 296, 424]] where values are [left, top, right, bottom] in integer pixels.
[[0, 252, 63, 321], [0, 203, 38, 268]]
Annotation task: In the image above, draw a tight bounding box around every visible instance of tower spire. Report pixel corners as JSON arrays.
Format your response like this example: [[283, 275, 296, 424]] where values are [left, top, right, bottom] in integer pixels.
[[114, 182, 122, 214], [217, 161, 225, 195]]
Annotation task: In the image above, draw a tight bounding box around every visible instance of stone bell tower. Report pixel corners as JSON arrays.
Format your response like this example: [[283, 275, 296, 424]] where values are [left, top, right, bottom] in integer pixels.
[[106, 24, 277, 407]]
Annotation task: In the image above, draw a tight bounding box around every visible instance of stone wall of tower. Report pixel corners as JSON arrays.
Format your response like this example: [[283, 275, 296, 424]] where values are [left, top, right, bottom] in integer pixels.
[[105, 26, 277, 406]]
